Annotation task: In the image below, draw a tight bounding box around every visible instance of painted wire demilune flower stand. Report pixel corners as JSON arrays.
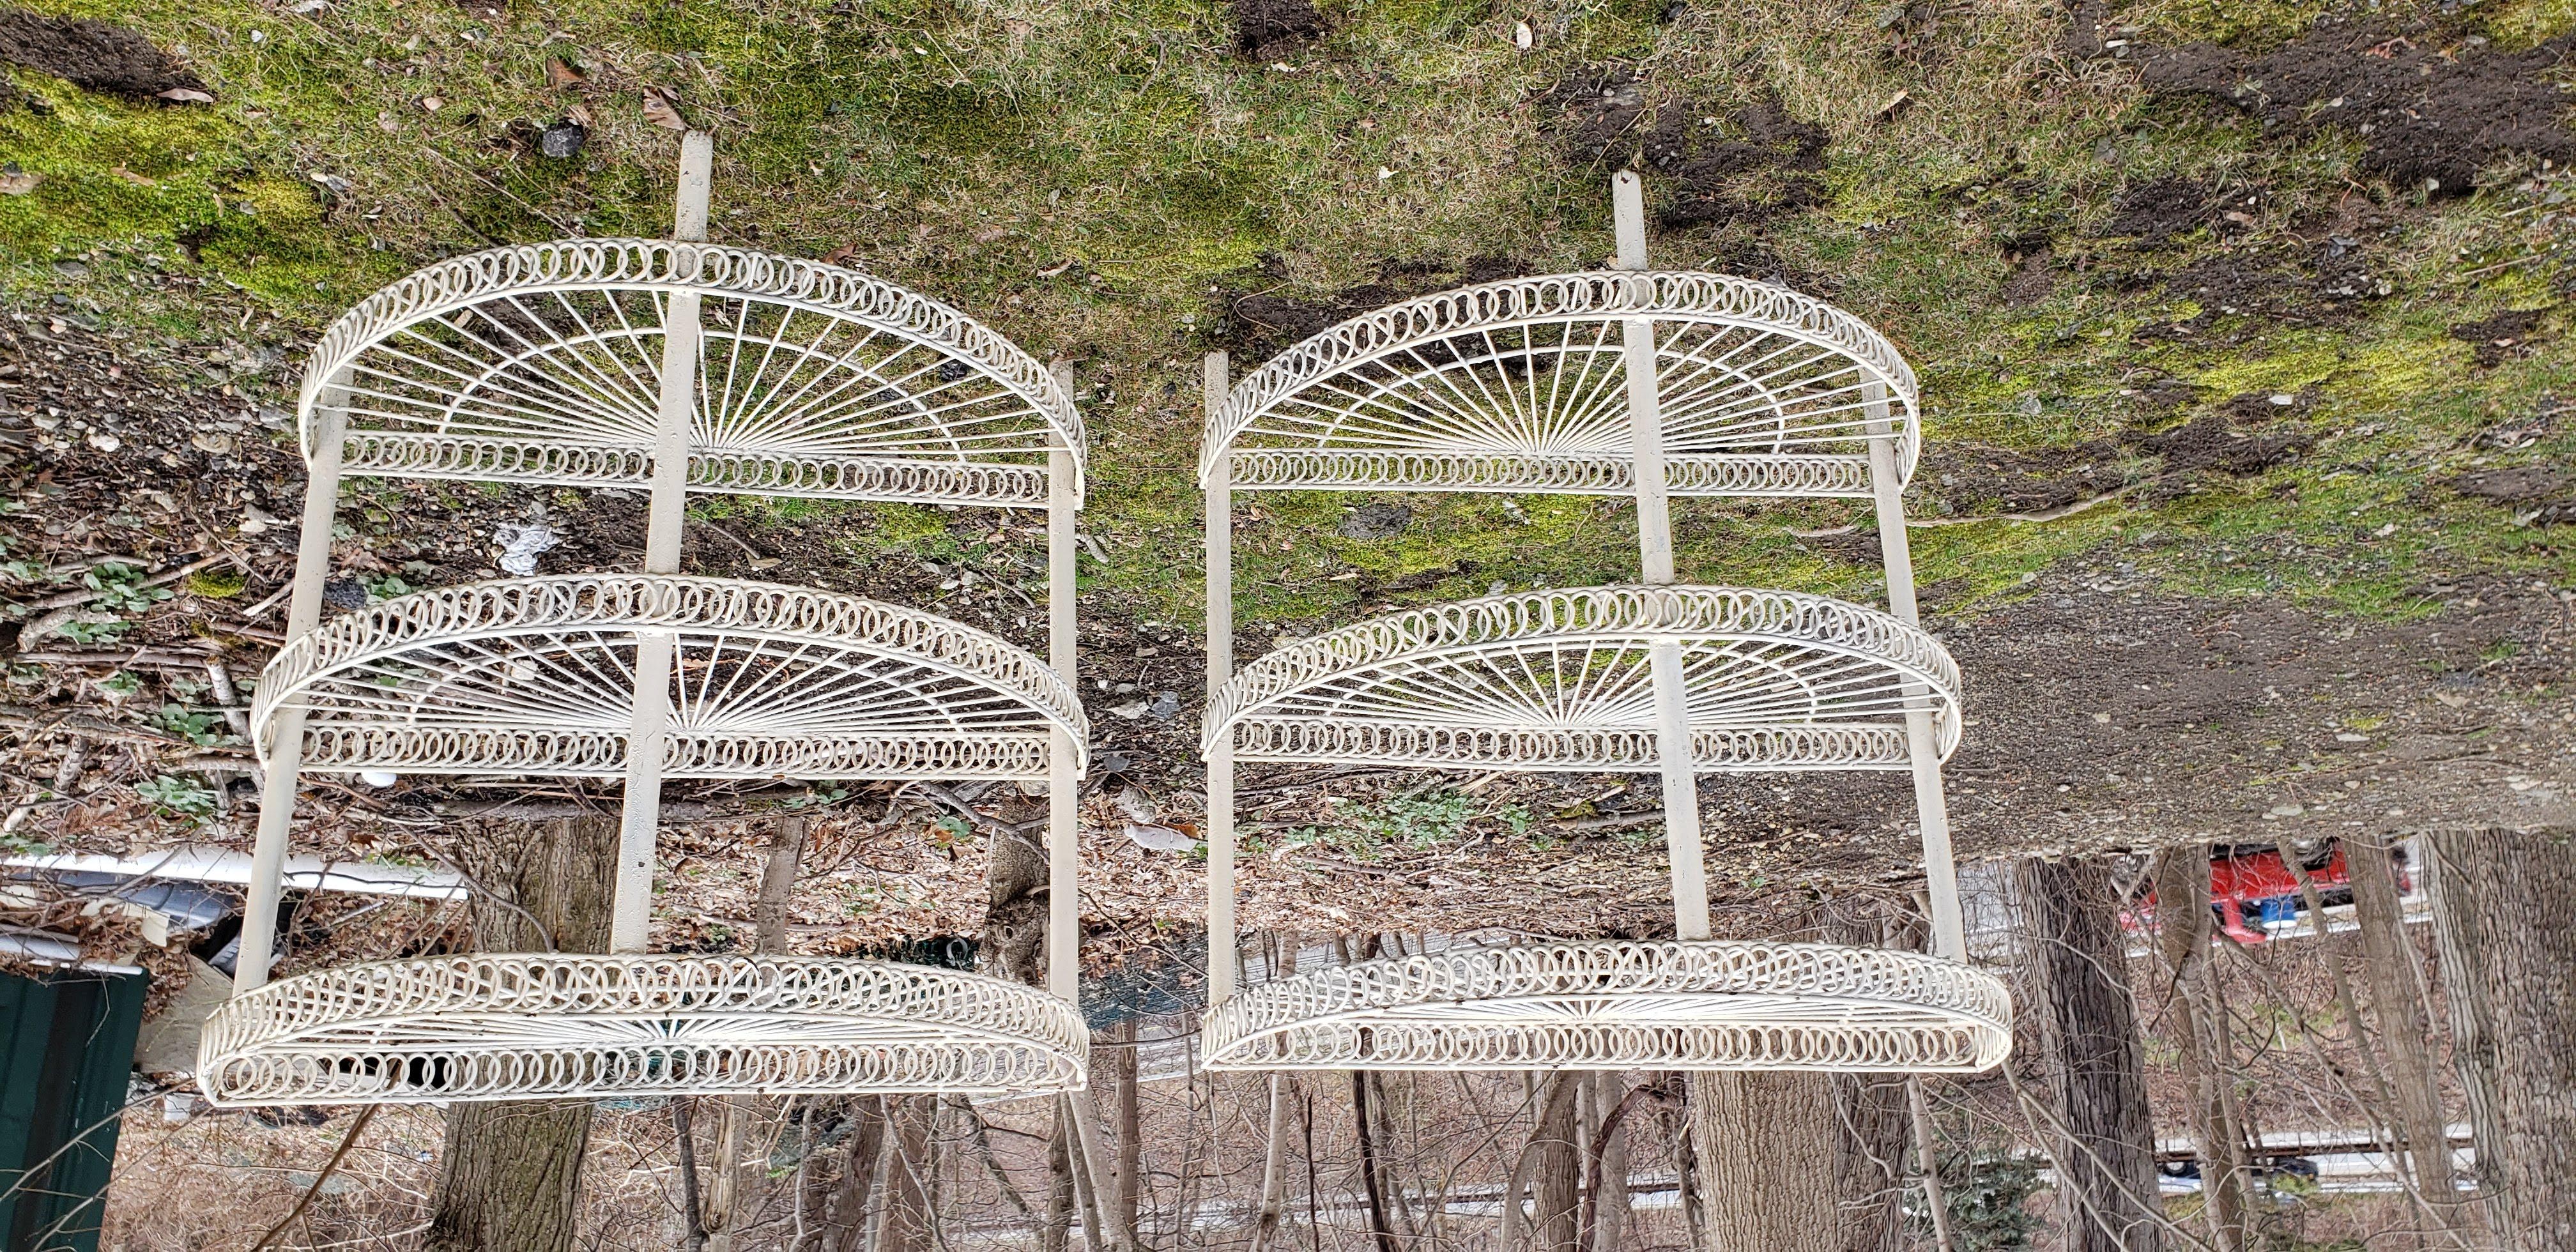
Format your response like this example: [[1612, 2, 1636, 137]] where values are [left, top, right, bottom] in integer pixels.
[[202, 133, 1092, 1104], [1195, 172, 2011, 1073]]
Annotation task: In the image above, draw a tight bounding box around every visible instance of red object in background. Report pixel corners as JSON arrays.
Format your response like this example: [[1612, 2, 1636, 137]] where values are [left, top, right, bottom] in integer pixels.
[[2124, 841, 2411, 944]]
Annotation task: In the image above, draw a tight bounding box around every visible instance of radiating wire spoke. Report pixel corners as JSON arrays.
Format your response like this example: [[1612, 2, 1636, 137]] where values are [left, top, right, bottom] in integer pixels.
[[302, 238, 1085, 505], [263, 575, 1085, 781], [1209, 586, 1958, 771], [1201, 270, 1916, 496]]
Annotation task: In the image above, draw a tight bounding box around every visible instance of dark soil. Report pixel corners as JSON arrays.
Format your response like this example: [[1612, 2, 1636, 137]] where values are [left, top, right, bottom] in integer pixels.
[[2451, 466, 2576, 526], [2104, 176, 2215, 242], [1209, 253, 1536, 363], [2131, 20, 2576, 195], [2128, 409, 2313, 478], [1917, 395, 2309, 519], [1541, 70, 1830, 229], [2000, 248, 2055, 305], [2111, 238, 2387, 332], [1921, 441, 2135, 517], [1232, 0, 1326, 57], [2450, 307, 2550, 367], [0, 9, 204, 101]]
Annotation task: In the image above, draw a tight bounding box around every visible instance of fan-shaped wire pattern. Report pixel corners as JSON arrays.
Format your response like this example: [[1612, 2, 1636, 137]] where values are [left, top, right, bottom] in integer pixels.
[[300, 240, 1084, 505], [199, 955, 1089, 1104], [1202, 271, 1917, 496], [1206, 586, 1959, 772], [255, 575, 1087, 780], [1202, 940, 2009, 1072]]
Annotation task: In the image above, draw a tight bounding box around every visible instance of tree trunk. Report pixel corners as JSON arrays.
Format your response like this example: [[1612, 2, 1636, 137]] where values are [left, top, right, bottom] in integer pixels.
[[1044, 1106, 1075, 1252], [2426, 827, 2576, 1251], [1689, 901, 1903, 1252], [1250, 1074, 1291, 1252], [1690, 1071, 1837, 1252], [2018, 856, 2163, 1252], [1588, 1073, 1635, 1252], [1109, 1020, 1141, 1245], [2151, 849, 2251, 1252], [702, 816, 802, 1252], [1528, 1071, 1584, 1252], [425, 816, 616, 1252], [823, 1097, 888, 1252], [2349, 832, 2467, 1236], [878, 1096, 936, 1252], [1834, 1073, 1910, 1252], [1353, 1068, 1404, 1252]]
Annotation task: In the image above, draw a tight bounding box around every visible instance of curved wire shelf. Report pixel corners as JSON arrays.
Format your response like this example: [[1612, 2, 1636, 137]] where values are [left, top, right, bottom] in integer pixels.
[[1202, 271, 1917, 497], [198, 954, 1089, 1104], [1206, 585, 1959, 772], [1202, 940, 2010, 1072], [300, 240, 1084, 507], [255, 575, 1087, 781]]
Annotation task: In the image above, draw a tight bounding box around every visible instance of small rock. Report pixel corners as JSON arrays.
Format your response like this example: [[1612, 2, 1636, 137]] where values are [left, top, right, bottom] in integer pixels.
[[1144, 692, 1181, 721], [2091, 712, 2112, 724], [537, 121, 587, 160], [323, 577, 369, 609], [2267, 803, 2304, 818], [2267, 393, 2296, 406], [86, 431, 121, 452], [1108, 698, 1151, 719]]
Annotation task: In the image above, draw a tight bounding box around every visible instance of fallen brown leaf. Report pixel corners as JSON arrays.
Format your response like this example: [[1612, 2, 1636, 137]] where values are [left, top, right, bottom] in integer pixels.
[[545, 57, 588, 89], [641, 88, 687, 131], [156, 88, 216, 104]]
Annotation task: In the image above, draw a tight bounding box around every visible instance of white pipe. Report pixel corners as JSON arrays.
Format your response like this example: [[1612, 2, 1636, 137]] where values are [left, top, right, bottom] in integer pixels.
[[1046, 370, 1082, 1005], [610, 129, 714, 954], [8, 847, 466, 900], [233, 399, 346, 991], [1613, 171, 1710, 942], [1204, 351, 1238, 1005], [1865, 380, 1965, 961]]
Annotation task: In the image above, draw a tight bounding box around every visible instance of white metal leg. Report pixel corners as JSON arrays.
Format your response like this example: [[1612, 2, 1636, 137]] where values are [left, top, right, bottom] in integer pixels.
[[1203, 352, 1238, 1006], [1611, 171, 1708, 940], [1046, 381, 1082, 1005], [610, 130, 714, 955], [1866, 381, 1965, 961], [234, 401, 346, 991]]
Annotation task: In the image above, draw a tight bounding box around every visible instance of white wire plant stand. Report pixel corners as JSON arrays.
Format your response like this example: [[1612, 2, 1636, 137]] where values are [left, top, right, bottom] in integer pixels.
[[1202, 942, 2009, 1071], [210, 133, 1092, 1105], [1196, 172, 2008, 1073], [203, 956, 1088, 1103], [257, 574, 1083, 781]]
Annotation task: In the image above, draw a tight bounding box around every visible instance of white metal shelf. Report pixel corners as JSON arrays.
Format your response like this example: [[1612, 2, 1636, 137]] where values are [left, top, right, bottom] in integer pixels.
[[201, 954, 1089, 1104]]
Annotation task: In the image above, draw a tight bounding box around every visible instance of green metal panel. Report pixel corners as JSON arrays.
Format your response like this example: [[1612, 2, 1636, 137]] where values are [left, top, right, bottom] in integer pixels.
[[0, 969, 149, 1252]]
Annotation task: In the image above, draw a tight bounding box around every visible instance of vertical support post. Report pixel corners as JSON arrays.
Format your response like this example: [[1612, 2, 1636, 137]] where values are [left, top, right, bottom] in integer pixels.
[[1202, 351, 1238, 1004], [1864, 379, 1965, 962], [1613, 171, 1710, 942], [610, 129, 714, 955], [233, 400, 347, 991], [1046, 363, 1082, 1006]]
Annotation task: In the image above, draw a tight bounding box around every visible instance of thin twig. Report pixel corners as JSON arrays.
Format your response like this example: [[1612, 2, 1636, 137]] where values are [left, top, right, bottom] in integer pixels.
[[248, 1105, 381, 1251]]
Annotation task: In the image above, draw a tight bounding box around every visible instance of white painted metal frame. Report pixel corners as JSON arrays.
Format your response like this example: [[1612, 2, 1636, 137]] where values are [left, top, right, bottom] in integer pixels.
[[254, 574, 1085, 781], [220, 133, 1090, 1101], [1205, 584, 1960, 773], [1200, 940, 2009, 1072], [1198, 172, 1997, 1072], [200, 955, 1087, 1105]]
